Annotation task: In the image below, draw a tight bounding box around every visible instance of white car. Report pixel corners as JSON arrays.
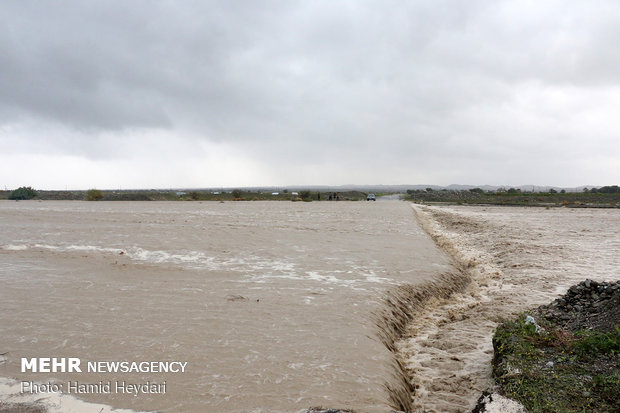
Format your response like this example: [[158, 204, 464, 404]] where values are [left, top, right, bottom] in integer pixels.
[[367, 194, 376, 201]]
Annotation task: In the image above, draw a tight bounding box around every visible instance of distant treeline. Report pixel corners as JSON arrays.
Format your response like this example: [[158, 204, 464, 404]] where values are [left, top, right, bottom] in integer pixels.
[[407, 185, 619, 194], [583, 185, 619, 193], [2, 185, 618, 207], [405, 187, 620, 207], [0, 187, 369, 202]]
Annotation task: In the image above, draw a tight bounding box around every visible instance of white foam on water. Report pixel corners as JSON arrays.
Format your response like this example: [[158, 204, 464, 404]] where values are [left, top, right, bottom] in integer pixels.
[[360, 270, 394, 284], [2, 244, 29, 251], [5, 242, 301, 275], [127, 247, 207, 266], [245, 270, 382, 290], [3, 240, 399, 292], [305, 271, 357, 287], [65, 245, 121, 253], [34, 243, 61, 250]]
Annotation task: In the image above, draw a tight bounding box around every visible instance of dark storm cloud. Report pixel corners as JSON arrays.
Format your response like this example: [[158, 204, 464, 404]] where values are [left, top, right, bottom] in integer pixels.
[[1, 0, 619, 186]]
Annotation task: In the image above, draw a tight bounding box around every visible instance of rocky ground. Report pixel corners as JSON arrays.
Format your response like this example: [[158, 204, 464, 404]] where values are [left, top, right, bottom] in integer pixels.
[[536, 279, 619, 333], [475, 279, 619, 413]]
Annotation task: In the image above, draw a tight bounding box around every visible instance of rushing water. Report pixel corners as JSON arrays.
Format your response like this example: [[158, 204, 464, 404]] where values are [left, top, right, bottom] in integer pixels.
[[3, 201, 617, 413], [0, 200, 453, 413], [399, 205, 620, 412]]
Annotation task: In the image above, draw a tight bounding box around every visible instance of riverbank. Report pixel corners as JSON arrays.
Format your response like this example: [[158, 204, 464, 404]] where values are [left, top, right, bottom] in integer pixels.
[[487, 279, 619, 412], [406, 189, 620, 208], [305, 205, 619, 413], [393, 204, 619, 412]]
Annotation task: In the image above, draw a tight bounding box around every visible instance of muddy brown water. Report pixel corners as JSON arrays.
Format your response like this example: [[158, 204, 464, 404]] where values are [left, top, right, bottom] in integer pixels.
[[3, 202, 617, 413], [400, 205, 620, 412], [0, 200, 453, 413]]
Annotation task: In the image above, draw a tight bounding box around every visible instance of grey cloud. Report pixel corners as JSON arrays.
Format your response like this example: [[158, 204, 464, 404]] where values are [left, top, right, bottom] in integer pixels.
[[1, 0, 619, 185]]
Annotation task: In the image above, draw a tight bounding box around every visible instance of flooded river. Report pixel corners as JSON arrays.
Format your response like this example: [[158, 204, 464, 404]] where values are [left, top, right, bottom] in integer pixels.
[[2, 201, 617, 412], [400, 205, 620, 412], [0, 200, 452, 412]]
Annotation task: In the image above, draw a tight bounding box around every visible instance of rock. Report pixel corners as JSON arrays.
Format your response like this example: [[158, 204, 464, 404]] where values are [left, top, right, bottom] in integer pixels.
[[471, 388, 528, 413], [536, 280, 619, 332], [524, 315, 542, 332], [485, 279, 619, 413]]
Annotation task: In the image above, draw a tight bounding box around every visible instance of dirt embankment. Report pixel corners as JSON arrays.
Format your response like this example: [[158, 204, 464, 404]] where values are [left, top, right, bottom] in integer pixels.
[[479, 280, 619, 413]]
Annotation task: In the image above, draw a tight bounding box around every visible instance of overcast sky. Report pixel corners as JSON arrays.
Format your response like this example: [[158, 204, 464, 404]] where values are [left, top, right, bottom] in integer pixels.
[[1, 1, 619, 189]]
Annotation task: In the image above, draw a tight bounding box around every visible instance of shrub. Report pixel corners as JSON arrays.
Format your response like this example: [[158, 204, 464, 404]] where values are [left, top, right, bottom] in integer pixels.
[[299, 190, 311, 200], [85, 189, 103, 201], [493, 315, 620, 412], [232, 189, 242, 199], [189, 191, 200, 200], [9, 186, 37, 200], [575, 328, 620, 358]]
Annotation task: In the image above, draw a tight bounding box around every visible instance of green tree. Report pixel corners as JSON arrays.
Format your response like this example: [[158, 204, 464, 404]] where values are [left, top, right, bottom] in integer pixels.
[[9, 186, 37, 200], [299, 190, 311, 200], [232, 189, 242, 199], [85, 189, 103, 201], [189, 191, 200, 200]]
